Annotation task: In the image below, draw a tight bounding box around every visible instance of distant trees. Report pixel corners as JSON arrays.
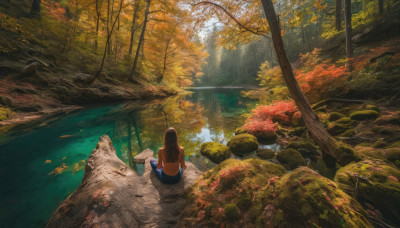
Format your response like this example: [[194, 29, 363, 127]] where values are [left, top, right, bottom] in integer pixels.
[[335, 0, 342, 31], [31, 0, 41, 15], [344, 0, 353, 71]]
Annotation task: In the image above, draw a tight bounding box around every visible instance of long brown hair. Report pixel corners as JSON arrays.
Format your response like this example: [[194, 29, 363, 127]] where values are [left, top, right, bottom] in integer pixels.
[[164, 127, 181, 162]]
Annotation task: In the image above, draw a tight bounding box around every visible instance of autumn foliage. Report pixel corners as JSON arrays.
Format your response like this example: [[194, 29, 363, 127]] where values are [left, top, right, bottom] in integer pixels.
[[243, 100, 298, 136]]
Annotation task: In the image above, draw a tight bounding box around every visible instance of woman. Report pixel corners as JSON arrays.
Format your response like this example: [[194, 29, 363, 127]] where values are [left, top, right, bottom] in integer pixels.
[[150, 127, 186, 184]]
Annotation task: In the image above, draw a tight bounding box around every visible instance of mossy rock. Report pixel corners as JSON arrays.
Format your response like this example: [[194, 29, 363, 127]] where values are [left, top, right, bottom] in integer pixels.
[[335, 117, 352, 124], [253, 167, 372, 228], [339, 129, 356, 137], [256, 148, 275, 159], [334, 159, 400, 224], [373, 139, 389, 148], [224, 204, 239, 221], [227, 134, 259, 156], [365, 104, 380, 112], [388, 141, 400, 148], [375, 113, 400, 125], [372, 126, 397, 135], [0, 106, 12, 121], [234, 127, 249, 135], [252, 131, 277, 143], [350, 110, 380, 121], [288, 126, 306, 137], [200, 142, 231, 164], [182, 159, 286, 226], [316, 158, 336, 179], [276, 148, 306, 170], [329, 112, 346, 121], [355, 147, 400, 168], [333, 142, 360, 166], [327, 123, 351, 136], [286, 139, 318, 157]]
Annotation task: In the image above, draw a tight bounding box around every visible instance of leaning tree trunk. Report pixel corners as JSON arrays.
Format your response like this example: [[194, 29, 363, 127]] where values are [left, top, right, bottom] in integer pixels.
[[260, 0, 340, 168], [130, 0, 151, 77], [31, 0, 41, 15], [344, 0, 353, 71], [335, 0, 342, 31]]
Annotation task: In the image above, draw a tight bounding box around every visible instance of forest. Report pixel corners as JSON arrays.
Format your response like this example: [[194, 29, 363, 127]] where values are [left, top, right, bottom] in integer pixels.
[[0, 0, 400, 227]]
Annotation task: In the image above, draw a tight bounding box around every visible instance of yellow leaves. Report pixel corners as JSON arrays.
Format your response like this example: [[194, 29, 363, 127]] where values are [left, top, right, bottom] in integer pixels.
[[44, 160, 52, 164], [49, 163, 69, 176], [313, 0, 327, 10]]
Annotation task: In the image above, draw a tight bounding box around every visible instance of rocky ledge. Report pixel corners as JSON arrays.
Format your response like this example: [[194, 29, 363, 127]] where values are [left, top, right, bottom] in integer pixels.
[[47, 135, 202, 227]]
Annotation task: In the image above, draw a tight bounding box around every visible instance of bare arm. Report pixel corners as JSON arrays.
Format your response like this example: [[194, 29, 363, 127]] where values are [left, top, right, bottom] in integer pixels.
[[157, 149, 163, 169], [180, 148, 187, 170]]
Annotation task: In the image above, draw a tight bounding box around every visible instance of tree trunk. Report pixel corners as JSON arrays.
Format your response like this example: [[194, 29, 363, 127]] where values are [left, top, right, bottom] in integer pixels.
[[130, 0, 151, 77], [344, 0, 353, 71], [260, 0, 339, 168], [95, 14, 100, 52], [335, 0, 342, 31], [379, 0, 384, 15], [159, 39, 171, 83], [128, 0, 140, 55], [31, 0, 41, 15]]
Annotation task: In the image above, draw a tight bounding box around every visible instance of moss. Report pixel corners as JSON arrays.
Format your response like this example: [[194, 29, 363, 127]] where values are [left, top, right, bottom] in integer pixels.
[[339, 129, 356, 137], [200, 142, 231, 164], [314, 106, 326, 113], [372, 126, 397, 135], [254, 167, 372, 228], [388, 141, 400, 148], [357, 142, 373, 147], [291, 111, 304, 126], [256, 148, 275, 159], [286, 139, 318, 156], [375, 113, 400, 125], [234, 127, 249, 135], [334, 159, 400, 224], [227, 134, 259, 156], [356, 147, 400, 168], [327, 122, 351, 136], [329, 112, 346, 121], [0, 106, 12, 121], [182, 159, 286, 226], [288, 126, 306, 136], [224, 203, 239, 221], [276, 148, 306, 170], [335, 117, 352, 124], [316, 158, 336, 179], [373, 139, 389, 148], [334, 142, 360, 166], [365, 104, 379, 112], [350, 110, 380, 121]]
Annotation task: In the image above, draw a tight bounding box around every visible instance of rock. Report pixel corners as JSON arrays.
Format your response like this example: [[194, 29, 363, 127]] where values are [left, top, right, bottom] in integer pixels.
[[350, 110, 380, 121], [334, 159, 400, 224], [253, 130, 277, 143], [329, 112, 346, 121], [234, 127, 249, 135], [200, 142, 231, 164], [227, 134, 259, 156], [339, 129, 356, 137], [72, 73, 92, 84], [374, 112, 400, 125], [0, 95, 13, 107], [327, 122, 351, 135], [291, 111, 304, 126], [133, 148, 153, 163], [372, 139, 389, 148], [20, 62, 41, 75], [336, 117, 352, 124], [288, 126, 306, 136], [47, 135, 202, 227], [253, 167, 372, 228], [181, 159, 286, 226], [256, 148, 275, 159], [365, 104, 379, 112], [333, 142, 360, 166], [276, 148, 306, 170], [355, 147, 400, 168], [286, 140, 319, 157]]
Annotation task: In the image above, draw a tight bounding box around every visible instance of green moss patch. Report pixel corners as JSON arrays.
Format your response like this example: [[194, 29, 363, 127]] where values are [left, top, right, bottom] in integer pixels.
[[327, 123, 351, 136], [356, 147, 400, 168], [329, 112, 346, 121], [227, 134, 259, 156], [253, 167, 372, 227], [0, 106, 12, 121], [256, 148, 275, 159], [350, 110, 380, 121], [276, 148, 306, 170], [286, 139, 318, 156], [334, 159, 400, 224], [200, 142, 231, 164]]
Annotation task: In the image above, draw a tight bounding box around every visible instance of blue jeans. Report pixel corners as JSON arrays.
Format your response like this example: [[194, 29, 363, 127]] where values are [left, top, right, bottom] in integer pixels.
[[150, 160, 183, 184]]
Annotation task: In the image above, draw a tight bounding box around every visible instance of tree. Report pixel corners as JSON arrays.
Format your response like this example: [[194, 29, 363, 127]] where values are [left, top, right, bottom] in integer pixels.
[[128, 0, 141, 55], [260, 0, 342, 167], [379, 0, 384, 15], [31, 0, 41, 15], [336, 0, 342, 31], [130, 0, 151, 77], [344, 0, 353, 71]]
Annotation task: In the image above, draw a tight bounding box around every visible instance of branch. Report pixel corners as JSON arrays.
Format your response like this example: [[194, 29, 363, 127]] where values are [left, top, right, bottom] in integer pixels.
[[189, 1, 268, 37]]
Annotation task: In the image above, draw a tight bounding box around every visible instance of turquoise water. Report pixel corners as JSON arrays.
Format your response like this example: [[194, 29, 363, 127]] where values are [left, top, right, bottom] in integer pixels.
[[0, 89, 274, 227]]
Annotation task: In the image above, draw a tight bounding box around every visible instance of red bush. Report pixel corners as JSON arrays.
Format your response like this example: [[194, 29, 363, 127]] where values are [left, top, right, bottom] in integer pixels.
[[248, 100, 298, 124], [242, 119, 278, 136]]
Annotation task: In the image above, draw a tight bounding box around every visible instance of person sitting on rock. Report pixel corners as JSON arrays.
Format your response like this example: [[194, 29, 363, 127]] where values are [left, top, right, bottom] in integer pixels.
[[150, 127, 186, 184]]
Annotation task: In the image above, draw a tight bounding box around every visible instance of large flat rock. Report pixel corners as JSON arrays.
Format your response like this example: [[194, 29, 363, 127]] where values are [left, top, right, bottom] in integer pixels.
[[47, 135, 202, 228]]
